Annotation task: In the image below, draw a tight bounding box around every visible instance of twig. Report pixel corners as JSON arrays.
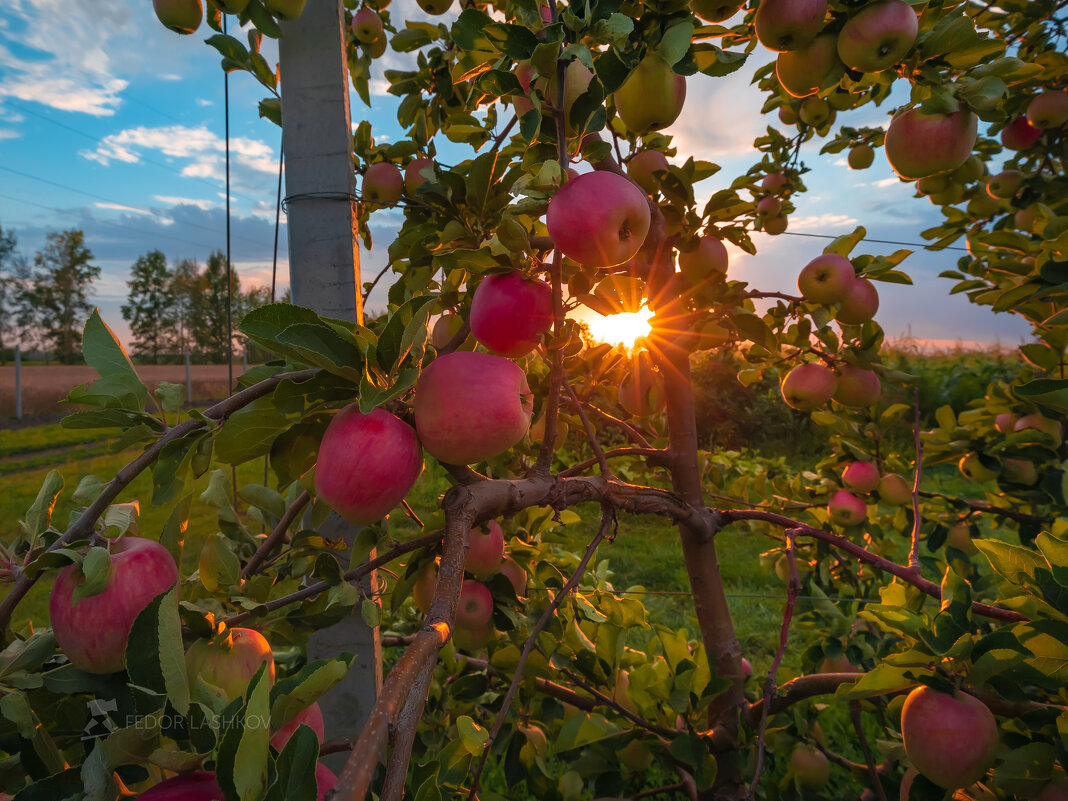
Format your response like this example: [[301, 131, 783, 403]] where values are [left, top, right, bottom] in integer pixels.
[[467, 509, 613, 800], [401, 500, 424, 528], [563, 378, 612, 477], [535, 251, 565, 476], [909, 387, 922, 573], [558, 447, 670, 478], [362, 260, 395, 304], [850, 700, 889, 801], [743, 672, 862, 724], [562, 670, 678, 738], [490, 114, 518, 152], [744, 289, 803, 303], [917, 490, 1052, 526], [242, 490, 311, 578], [582, 402, 654, 449]]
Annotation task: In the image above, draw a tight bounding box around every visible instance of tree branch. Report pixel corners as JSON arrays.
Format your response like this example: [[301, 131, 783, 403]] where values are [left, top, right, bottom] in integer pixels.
[[917, 490, 1052, 526], [558, 447, 671, 478], [909, 387, 922, 573], [850, 700, 889, 801], [241, 489, 311, 578], [563, 377, 613, 477]]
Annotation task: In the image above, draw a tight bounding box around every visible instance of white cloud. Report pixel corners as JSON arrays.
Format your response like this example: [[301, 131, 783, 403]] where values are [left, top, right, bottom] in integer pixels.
[[873, 177, 902, 188], [154, 195, 218, 210], [159, 73, 183, 82], [196, 98, 214, 107], [789, 213, 859, 231], [833, 158, 847, 167], [0, 128, 19, 140], [95, 201, 150, 215]]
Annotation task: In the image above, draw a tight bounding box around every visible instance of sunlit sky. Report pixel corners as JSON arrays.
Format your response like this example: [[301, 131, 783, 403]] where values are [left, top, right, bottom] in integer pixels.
[[0, 0, 1032, 352]]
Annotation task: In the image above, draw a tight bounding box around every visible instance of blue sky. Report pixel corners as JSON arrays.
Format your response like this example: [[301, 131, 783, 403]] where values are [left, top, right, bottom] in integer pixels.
[[0, 0, 1031, 350]]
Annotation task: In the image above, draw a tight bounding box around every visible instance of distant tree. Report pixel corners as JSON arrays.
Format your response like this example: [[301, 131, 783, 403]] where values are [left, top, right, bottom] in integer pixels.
[[28, 230, 100, 364], [169, 257, 203, 360], [0, 223, 30, 365], [236, 284, 275, 363], [121, 249, 175, 364], [192, 250, 239, 364]]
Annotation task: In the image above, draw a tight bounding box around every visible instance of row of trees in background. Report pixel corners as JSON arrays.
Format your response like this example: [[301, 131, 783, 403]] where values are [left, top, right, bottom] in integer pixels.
[[0, 222, 279, 365]]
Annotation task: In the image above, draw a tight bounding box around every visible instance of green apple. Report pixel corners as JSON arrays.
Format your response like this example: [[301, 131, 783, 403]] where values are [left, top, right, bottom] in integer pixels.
[[945, 524, 978, 555], [789, 744, 830, 790], [1001, 457, 1039, 486], [959, 453, 997, 483], [1027, 91, 1068, 129], [848, 144, 874, 169], [779, 105, 799, 125], [153, 0, 203, 34], [615, 52, 686, 134], [214, 0, 250, 13], [264, 0, 307, 20], [798, 96, 831, 126], [967, 193, 1002, 217], [764, 214, 789, 235], [837, 0, 918, 73], [986, 170, 1025, 199], [878, 473, 912, 505], [689, 0, 744, 22]]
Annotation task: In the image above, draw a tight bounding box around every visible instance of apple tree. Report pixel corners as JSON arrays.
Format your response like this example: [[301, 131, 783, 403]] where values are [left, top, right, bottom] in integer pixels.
[[2, 0, 1068, 799]]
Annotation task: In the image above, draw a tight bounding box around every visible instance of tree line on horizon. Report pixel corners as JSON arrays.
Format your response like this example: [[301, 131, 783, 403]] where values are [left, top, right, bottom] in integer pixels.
[[0, 222, 281, 366]]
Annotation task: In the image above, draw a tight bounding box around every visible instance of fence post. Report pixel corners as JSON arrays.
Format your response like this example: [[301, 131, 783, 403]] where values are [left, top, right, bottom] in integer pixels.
[[185, 348, 192, 405], [242, 347, 248, 373], [14, 345, 21, 420]]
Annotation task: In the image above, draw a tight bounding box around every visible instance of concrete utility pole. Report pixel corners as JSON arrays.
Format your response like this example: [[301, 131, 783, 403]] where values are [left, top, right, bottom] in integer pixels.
[[278, 0, 379, 770]]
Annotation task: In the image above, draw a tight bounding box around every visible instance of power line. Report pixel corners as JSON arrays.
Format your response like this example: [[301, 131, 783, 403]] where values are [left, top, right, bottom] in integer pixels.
[[122, 93, 188, 126], [781, 230, 970, 253]]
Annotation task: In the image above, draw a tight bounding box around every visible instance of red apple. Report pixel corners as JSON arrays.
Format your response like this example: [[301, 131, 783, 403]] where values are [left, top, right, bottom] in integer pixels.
[[271, 702, 325, 751], [789, 744, 830, 790], [186, 628, 276, 703], [413, 560, 438, 614], [1002, 457, 1039, 486], [781, 363, 836, 410], [945, 524, 978, 555], [848, 144, 875, 169], [827, 489, 867, 526], [798, 253, 856, 304], [470, 272, 552, 358], [153, 0, 203, 34], [431, 313, 464, 350], [753, 0, 828, 52], [467, 521, 505, 579], [835, 277, 879, 324], [690, 0, 744, 22], [50, 537, 179, 674], [546, 172, 651, 269], [741, 657, 753, 678], [1028, 91, 1068, 130], [901, 686, 998, 789], [878, 472, 911, 505], [351, 8, 384, 43], [500, 557, 527, 597], [137, 772, 223, 800], [994, 412, 1018, 433], [404, 157, 433, 195], [362, 162, 403, 205], [837, 0, 918, 73], [414, 351, 534, 464], [986, 169, 1025, 198], [833, 365, 881, 407], [316, 763, 337, 801], [614, 52, 687, 134], [677, 235, 729, 281], [842, 461, 880, 493], [264, 0, 307, 20], [627, 150, 669, 195], [1014, 412, 1063, 444], [756, 196, 782, 218], [885, 107, 978, 180], [764, 214, 789, 235], [776, 33, 842, 97], [1001, 115, 1042, 150], [315, 406, 423, 525], [456, 580, 494, 628], [762, 172, 788, 191]]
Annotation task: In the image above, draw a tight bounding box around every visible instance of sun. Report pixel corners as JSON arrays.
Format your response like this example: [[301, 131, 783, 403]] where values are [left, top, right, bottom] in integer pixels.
[[583, 306, 654, 349]]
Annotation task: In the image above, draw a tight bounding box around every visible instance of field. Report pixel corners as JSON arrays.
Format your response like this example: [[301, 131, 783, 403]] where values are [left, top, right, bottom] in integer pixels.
[[0, 363, 252, 421]]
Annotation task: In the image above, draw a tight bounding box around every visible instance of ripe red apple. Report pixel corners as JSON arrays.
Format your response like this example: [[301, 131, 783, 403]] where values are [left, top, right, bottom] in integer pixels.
[[678, 235, 729, 282], [404, 157, 433, 195], [186, 628, 276, 703], [271, 702, 325, 751], [456, 580, 494, 628], [848, 144, 875, 169], [837, 0, 918, 73], [690, 0, 744, 22], [994, 412, 1018, 433], [756, 196, 782, 218], [137, 772, 223, 800], [884, 107, 978, 180], [945, 524, 978, 555], [153, 0, 203, 34], [265, 0, 307, 20], [1028, 91, 1068, 129], [1001, 116, 1042, 150], [1014, 412, 1063, 444], [753, 0, 828, 52], [842, 461, 880, 493], [828, 489, 867, 526], [901, 685, 998, 790], [878, 472, 911, 505], [618, 357, 667, 417], [467, 521, 505, 579], [627, 150, 669, 195], [413, 560, 438, 614], [414, 351, 534, 464], [316, 764, 337, 801], [546, 172, 651, 269], [431, 313, 464, 350], [798, 253, 856, 304], [363, 162, 403, 205], [764, 214, 789, 234], [835, 277, 879, 324], [741, 656, 753, 678], [788, 744, 830, 790], [776, 33, 842, 97], [615, 52, 686, 134], [986, 169, 1025, 199], [833, 365, 881, 407], [798, 96, 831, 126], [762, 172, 788, 191], [315, 406, 423, 525], [470, 272, 552, 358], [780, 363, 837, 410], [351, 8, 384, 43], [50, 537, 179, 674]]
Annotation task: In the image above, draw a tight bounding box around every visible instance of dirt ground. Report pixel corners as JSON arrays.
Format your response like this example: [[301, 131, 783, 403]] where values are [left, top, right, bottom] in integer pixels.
[[0, 364, 252, 421]]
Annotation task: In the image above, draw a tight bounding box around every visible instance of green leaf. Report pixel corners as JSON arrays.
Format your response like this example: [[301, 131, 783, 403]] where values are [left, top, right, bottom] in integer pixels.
[[975, 539, 1049, 586], [71, 311, 149, 411], [269, 657, 351, 731], [457, 715, 489, 756], [155, 382, 186, 415], [125, 584, 190, 716], [823, 226, 866, 257], [993, 742, 1055, 797], [216, 664, 272, 801], [199, 533, 242, 594], [1014, 378, 1068, 415], [160, 495, 191, 573], [23, 470, 62, 537], [658, 21, 694, 67], [72, 476, 106, 506], [214, 398, 289, 465], [0, 691, 36, 739], [72, 547, 112, 604], [551, 712, 621, 753], [266, 725, 319, 801]]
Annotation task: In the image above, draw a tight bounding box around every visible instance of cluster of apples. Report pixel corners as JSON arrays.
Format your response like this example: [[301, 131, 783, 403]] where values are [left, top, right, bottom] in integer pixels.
[[351, 5, 388, 59], [957, 411, 1062, 487], [1000, 90, 1068, 151], [755, 171, 790, 235], [152, 0, 307, 35], [827, 460, 911, 527], [362, 156, 435, 207]]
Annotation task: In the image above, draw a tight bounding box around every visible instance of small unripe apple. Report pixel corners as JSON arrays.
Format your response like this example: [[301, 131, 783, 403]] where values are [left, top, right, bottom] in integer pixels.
[[186, 628, 275, 703], [901, 685, 998, 790], [618, 357, 667, 417], [315, 406, 423, 525], [689, 0, 744, 22], [835, 277, 879, 324], [627, 150, 669, 195], [798, 253, 856, 304], [546, 172, 651, 269], [994, 412, 1018, 433], [414, 351, 534, 464], [827, 489, 867, 526], [945, 524, 978, 555], [1014, 412, 1063, 444], [467, 521, 505, 579], [417, 0, 453, 13], [153, 0, 203, 34], [781, 363, 836, 410], [884, 107, 978, 180], [818, 654, 858, 673], [833, 365, 881, 407], [431, 313, 464, 350], [753, 0, 828, 52], [469, 272, 552, 358], [959, 452, 997, 483], [1027, 91, 1068, 130], [778, 105, 799, 125], [1001, 115, 1043, 150], [798, 96, 831, 127], [615, 52, 686, 134], [878, 472, 911, 505], [788, 744, 830, 790], [363, 162, 403, 205], [412, 560, 438, 614], [351, 8, 384, 43], [842, 461, 880, 493], [404, 157, 433, 195], [762, 172, 788, 191], [917, 174, 950, 195], [986, 169, 1025, 198], [1015, 206, 1039, 230], [967, 193, 1002, 217], [265, 0, 307, 20], [756, 196, 782, 219], [953, 154, 987, 182], [500, 557, 527, 597], [776, 33, 842, 97], [848, 144, 874, 169], [271, 702, 325, 751], [678, 235, 729, 282], [764, 214, 789, 234], [456, 580, 494, 628], [837, 0, 918, 73]]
